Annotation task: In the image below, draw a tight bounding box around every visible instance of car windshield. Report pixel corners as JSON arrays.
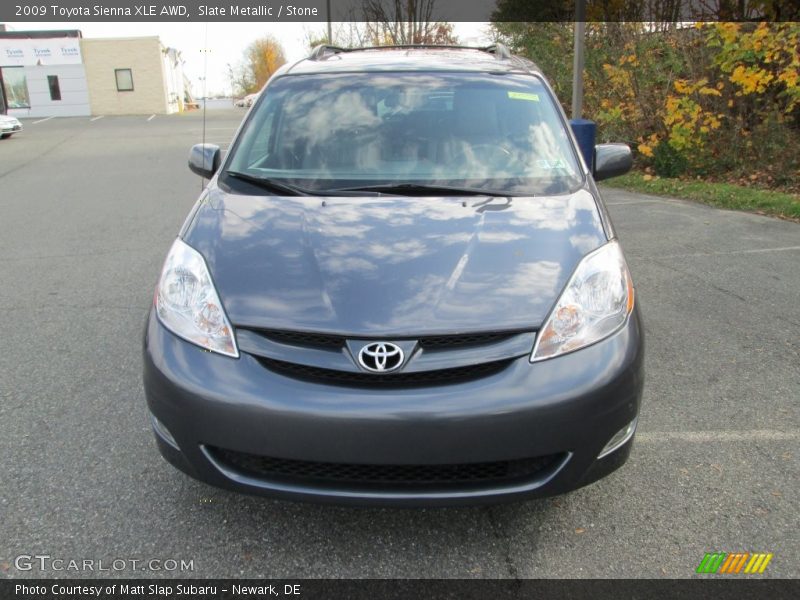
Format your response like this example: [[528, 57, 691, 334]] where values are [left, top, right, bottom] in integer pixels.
[[224, 71, 583, 196]]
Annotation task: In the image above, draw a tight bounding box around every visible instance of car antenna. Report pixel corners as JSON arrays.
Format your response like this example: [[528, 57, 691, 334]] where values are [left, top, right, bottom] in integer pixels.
[[201, 22, 209, 192]]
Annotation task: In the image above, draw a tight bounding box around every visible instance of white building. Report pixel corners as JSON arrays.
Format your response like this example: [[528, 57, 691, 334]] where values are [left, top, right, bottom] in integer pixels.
[[0, 30, 91, 117], [1, 29, 191, 117]]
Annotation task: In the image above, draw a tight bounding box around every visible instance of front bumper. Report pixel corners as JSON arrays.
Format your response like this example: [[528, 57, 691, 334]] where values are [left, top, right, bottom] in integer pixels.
[[143, 308, 644, 506]]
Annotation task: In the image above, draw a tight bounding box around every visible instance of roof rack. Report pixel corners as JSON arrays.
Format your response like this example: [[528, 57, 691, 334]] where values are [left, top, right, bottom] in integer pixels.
[[307, 43, 514, 62]]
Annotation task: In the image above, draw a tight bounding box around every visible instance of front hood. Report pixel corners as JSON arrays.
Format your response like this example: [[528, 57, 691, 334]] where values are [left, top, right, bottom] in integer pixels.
[[184, 187, 607, 335]]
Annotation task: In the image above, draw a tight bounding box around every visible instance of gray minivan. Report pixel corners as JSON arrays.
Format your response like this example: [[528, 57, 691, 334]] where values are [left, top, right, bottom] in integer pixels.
[[143, 44, 643, 506]]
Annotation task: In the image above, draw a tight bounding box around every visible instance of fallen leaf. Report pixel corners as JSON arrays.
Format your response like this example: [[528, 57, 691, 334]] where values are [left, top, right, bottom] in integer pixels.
[[575, 528, 586, 534]]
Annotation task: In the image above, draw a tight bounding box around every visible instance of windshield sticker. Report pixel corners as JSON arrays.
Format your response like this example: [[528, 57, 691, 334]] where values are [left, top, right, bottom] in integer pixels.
[[508, 91, 540, 102], [537, 159, 566, 170]]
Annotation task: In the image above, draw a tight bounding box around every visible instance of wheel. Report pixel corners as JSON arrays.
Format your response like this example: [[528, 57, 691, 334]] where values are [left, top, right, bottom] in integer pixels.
[[0, 133, 11, 139]]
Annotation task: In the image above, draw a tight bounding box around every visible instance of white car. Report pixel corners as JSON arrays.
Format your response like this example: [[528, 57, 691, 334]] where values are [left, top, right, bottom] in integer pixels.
[[0, 114, 23, 139], [235, 93, 259, 108]]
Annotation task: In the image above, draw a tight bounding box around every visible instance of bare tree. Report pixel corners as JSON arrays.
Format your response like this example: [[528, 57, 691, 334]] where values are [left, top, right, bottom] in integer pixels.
[[361, 0, 457, 45], [304, 20, 373, 50]]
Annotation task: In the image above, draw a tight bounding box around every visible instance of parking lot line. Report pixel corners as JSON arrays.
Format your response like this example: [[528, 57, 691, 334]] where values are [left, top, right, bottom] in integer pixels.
[[637, 429, 799, 443], [655, 245, 800, 259], [90, 115, 104, 122], [147, 114, 155, 122], [31, 116, 54, 124]]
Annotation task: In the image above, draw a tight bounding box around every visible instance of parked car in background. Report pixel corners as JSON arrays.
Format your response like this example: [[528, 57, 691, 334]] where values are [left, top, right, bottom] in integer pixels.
[[144, 44, 643, 506], [0, 114, 23, 139], [235, 93, 259, 108]]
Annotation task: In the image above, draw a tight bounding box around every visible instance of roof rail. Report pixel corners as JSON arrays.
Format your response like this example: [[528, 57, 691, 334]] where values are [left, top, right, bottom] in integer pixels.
[[308, 44, 351, 61], [307, 43, 515, 61]]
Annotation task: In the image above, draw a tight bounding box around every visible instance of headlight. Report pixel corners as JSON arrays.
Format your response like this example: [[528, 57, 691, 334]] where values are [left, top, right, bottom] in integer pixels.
[[155, 238, 239, 357], [531, 240, 634, 362]]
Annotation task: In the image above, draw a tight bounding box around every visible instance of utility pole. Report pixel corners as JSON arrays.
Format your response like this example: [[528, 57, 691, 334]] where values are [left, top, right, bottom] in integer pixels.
[[327, 0, 333, 44], [571, 0, 586, 119], [569, 0, 594, 171]]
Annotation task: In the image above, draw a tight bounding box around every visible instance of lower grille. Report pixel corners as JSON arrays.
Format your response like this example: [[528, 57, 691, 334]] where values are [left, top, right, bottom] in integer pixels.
[[256, 356, 512, 388], [209, 447, 564, 491]]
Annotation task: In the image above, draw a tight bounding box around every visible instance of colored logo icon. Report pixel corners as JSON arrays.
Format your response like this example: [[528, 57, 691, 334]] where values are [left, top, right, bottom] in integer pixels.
[[696, 552, 773, 574]]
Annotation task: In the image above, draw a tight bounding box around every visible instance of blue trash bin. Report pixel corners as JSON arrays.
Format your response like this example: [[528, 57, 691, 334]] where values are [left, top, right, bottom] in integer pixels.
[[570, 119, 596, 173]]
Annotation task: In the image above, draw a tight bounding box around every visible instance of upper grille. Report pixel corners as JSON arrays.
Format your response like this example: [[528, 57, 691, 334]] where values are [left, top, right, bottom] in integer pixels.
[[247, 328, 524, 351], [256, 356, 512, 388], [255, 329, 346, 349], [209, 446, 563, 491], [419, 331, 519, 349]]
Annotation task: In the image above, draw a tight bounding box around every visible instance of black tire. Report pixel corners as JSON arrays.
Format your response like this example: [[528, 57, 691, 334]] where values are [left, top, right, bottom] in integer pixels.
[[0, 133, 11, 139]]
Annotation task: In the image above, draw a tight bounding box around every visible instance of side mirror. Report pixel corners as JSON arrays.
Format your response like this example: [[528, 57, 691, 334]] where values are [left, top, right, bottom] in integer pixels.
[[594, 143, 633, 181], [188, 143, 221, 179]]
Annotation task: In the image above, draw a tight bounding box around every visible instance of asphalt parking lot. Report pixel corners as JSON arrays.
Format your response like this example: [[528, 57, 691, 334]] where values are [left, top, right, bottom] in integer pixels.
[[0, 109, 797, 579]]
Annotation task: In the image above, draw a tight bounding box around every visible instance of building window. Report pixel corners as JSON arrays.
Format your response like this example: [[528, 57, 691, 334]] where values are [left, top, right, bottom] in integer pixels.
[[0, 67, 31, 108], [115, 68, 134, 92], [48, 75, 62, 101]]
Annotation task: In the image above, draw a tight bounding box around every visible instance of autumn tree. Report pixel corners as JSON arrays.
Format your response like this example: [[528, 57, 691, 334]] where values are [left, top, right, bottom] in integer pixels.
[[491, 0, 799, 22], [491, 15, 799, 188], [233, 35, 287, 95]]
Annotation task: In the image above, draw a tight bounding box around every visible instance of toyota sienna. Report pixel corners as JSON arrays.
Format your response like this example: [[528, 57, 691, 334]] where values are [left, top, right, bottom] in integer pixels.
[[143, 44, 644, 506]]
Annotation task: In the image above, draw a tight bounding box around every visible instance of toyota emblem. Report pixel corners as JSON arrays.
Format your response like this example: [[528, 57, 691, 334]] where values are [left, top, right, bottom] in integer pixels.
[[357, 342, 404, 373]]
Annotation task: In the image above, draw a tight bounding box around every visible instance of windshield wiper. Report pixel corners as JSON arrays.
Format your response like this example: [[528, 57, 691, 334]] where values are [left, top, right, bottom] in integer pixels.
[[225, 171, 381, 197], [326, 183, 513, 197], [226, 173, 511, 198], [225, 171, 313, 196]]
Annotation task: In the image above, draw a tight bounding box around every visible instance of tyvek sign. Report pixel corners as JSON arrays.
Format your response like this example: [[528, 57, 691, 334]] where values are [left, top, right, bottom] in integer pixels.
[[1, 38, 82, 66]]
